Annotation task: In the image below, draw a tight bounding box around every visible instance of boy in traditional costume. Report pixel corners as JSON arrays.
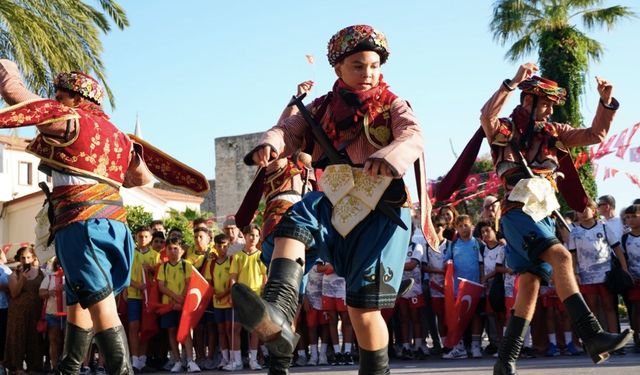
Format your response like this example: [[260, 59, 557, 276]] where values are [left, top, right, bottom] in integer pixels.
[[0, 60, 208, 374], [231, 25, 436, 375], [474, 62, 633, 374]]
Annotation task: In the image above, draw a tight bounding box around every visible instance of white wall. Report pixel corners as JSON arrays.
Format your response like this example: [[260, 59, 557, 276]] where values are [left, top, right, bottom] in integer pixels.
[[0, 145, 45, 202]]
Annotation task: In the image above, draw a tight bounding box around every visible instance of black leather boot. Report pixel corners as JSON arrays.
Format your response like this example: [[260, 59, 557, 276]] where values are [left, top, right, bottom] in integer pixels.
[[563, 293, 634, 364], [358, 347, 390, 375], [57, 323, 94, 374], [267, 354, 293, 375], [232, 257, 304, 357], [493, 316, 529, 375], [93, 325, 133, 375]]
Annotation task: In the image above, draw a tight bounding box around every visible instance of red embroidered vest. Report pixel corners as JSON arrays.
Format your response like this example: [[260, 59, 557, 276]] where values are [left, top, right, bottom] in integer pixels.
[[26, 107, 133, 186]]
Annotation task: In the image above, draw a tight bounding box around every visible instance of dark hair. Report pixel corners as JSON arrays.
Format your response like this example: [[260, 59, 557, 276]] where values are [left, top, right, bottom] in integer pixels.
[[193, 226, 211, 237], [152, 231, 165, 241], [168, 228, 183, 237], [166, 237, 184, 248], [193, 218, 208, 227], [14, 246, 28, 262], [242, 223, 261, 235], [214, 233, 230, 245], [150, 220, 164, 227], [624, 204, 640, 215], [633, 199, 640, 205], [476, 220, 495, 232], [135, 226, 151, 234]]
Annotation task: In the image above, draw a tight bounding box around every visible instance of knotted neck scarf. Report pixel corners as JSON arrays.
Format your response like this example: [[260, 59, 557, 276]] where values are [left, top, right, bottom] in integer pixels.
[[318, 75, 397, 149]]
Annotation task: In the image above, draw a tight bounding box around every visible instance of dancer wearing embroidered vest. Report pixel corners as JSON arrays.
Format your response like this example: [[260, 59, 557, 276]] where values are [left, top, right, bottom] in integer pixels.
[[231, 25, 435, 375], [480, 63, 633, 374], [0, 60, 208, 375]]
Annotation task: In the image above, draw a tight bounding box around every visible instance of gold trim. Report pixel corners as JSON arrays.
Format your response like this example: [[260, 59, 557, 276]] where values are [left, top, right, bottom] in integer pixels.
[[0, 98, 46, 113], [42, 118, 80, 147], [0, 99, 80, 127], [363, 111, 385, 150], [24, 151, 122, 187]]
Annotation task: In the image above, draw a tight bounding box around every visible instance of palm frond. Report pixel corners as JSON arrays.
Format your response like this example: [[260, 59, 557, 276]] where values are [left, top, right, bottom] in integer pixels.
[[505, 32, 537, 61], [0, 0, 128, 108], [581, 6, 636, 31]]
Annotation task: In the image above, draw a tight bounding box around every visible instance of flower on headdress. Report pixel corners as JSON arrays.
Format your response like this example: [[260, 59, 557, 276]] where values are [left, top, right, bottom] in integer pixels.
[[53, 72, 104, 106], [327, 25, 390, 66]]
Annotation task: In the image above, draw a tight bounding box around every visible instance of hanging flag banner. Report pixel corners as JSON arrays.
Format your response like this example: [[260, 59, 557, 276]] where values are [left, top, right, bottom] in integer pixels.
[[630, 146, 640, 162]]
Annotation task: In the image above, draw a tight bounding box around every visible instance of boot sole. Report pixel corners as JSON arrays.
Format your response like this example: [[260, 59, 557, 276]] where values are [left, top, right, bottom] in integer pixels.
[[231, 284, 299, 356], [589, 328, 634, 364]]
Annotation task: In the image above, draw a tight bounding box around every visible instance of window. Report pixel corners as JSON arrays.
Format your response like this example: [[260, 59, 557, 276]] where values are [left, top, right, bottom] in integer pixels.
[[18, 161, 32, 185]]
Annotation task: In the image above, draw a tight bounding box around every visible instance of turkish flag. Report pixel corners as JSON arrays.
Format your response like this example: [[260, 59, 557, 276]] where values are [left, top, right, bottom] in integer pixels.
[[140, 269, 160, 342], [444, 260, 485, 348], [177, 267, 213, 343]]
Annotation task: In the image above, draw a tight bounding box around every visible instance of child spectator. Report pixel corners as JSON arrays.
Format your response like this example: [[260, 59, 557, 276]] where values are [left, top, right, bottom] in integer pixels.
[[319, 262, 355, 366], [128, 226, 160, 372], [621, 204, 640, 352], [39, 257, 67, 373], [398, 227, 429, 359], [569, 201, 629, 336], [204, 234, 235, 370], [187, 227, 213, 367], [540, 279, 582, 356], [229, 224, 267, 370], [151, 231, 167, 263], [422, 218, 449, 354], [478, 220, 508, 351], [442, 215, 484, 359], [157, 238, 200, 373], [303, 260, 330, 365]]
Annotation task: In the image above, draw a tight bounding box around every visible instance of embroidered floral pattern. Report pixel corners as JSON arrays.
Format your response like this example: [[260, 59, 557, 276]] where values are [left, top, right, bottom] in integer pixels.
[[517, 76, 566, 105], [0, 99, 78, 129]]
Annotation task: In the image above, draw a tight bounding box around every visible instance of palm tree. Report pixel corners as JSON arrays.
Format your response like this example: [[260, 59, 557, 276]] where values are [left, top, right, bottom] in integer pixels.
[[490, 0, 635, 201], [0, 0, 128, 107]]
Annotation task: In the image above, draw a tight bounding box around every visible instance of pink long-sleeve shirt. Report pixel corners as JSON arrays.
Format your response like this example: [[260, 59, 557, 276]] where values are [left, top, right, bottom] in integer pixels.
[[256, 97, 424, 178]]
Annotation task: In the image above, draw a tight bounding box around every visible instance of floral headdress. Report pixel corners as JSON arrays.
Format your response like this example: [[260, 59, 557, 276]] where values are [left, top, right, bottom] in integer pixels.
[[518, 76, 566, 105], [54, 72, 104, 106], [327, 25, 389, 67]]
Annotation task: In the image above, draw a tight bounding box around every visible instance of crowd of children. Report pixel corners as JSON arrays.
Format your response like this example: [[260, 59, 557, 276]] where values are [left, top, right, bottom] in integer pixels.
[[0, 194, 639, 374]]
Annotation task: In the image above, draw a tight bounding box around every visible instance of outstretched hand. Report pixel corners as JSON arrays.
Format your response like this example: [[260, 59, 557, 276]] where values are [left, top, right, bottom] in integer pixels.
[[297, 80, 314, 97], [596, 76, 613, 106], [251, 145, 278, 167], [511, 63, 539, 87]]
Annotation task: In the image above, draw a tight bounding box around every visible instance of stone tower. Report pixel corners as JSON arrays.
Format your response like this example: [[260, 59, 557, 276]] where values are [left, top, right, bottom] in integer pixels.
[[214, 132, 262, 219]]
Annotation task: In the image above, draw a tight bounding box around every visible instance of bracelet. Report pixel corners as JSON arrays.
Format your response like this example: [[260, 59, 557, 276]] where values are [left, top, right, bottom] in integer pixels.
[[502, 79, 516, 91]]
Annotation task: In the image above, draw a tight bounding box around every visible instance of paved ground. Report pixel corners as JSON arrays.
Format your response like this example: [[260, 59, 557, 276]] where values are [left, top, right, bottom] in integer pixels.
[[148, 350, 640, 374]]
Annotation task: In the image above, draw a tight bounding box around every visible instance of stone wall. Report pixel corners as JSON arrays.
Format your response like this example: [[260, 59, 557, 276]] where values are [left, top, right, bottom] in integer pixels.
[[214, 132, 262, 219]]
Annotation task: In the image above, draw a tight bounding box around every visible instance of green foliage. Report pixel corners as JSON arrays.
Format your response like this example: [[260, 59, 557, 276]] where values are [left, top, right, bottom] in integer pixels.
[[0, 0, 129, 108], [163, 208, 216, 249], [125, 205, 153, 233], [490, 0, 634, 210]]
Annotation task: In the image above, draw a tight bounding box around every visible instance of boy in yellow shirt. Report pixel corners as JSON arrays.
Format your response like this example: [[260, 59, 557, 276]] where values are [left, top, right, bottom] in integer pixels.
[[204, 234, 235, 370], [127, 226, 160, 372], [230, 224, 267, 370], [157, 238, 200, 373]]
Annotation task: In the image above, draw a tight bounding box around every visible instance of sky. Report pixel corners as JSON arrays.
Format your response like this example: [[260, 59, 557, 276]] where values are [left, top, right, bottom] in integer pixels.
[[4, 0, 640, 209]]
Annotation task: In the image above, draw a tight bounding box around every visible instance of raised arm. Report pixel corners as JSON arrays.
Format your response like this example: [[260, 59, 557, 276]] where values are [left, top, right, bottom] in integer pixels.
[[557, 77, 618, 148], [0, 59, 41, 105], [480, 63, 538, 142]]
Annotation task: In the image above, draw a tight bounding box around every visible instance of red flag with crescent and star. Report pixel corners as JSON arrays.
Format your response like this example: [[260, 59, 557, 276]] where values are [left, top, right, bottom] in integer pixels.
[[177, 267, 213, 343], [443, 260, 485, 348]]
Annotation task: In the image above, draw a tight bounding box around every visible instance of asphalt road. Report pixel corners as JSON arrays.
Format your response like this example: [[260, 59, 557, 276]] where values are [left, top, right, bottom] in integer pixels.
[[147, 350, 640, 374]]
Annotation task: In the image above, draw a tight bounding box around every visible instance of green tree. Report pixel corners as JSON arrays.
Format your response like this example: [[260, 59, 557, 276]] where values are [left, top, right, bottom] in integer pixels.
[[125, 205, 153, 233], [0, 0, 128, 107], [490, 0, 634, 206]]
